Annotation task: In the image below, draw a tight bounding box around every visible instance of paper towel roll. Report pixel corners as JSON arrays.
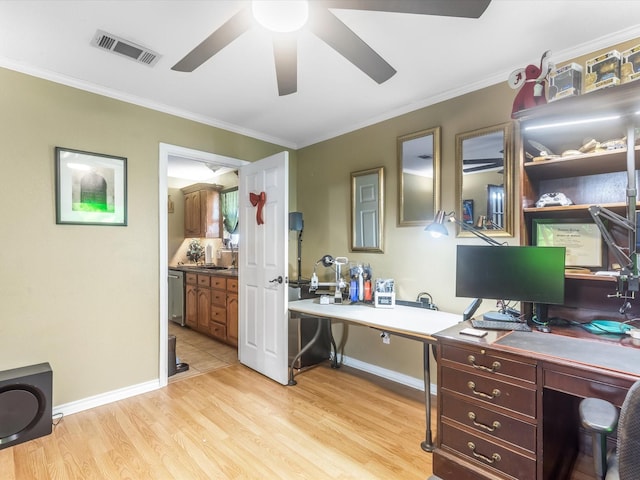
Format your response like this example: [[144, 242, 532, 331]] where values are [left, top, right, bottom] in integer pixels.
[[205, 244, 212, 264]]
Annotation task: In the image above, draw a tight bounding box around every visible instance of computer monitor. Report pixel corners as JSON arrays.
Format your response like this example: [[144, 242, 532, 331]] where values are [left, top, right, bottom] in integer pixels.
[[456, 245, 566, 323]]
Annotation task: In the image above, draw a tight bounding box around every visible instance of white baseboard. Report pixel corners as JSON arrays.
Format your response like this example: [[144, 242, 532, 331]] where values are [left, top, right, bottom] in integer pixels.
[[338, 354, 437, 396], [53, 356, 435, 418], [53, 379, 161, 417]]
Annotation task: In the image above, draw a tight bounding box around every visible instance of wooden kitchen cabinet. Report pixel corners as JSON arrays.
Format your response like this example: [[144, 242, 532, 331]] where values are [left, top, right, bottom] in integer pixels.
[[185, 273, 211, 335], [184, 273, 198, 329], [181, 183, 223, 238], [227, 278, 238, 347], [183, 270, 238, 347], [209, 275, 227, 342]]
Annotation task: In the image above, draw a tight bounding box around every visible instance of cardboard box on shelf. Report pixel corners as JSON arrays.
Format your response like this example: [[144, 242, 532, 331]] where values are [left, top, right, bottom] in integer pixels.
[[548, 63, 582, 102], [584, 50, 621, 93], [621, 44, 640, 84]]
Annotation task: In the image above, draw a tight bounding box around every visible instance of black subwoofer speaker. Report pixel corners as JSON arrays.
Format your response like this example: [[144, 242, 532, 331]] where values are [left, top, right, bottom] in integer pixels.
[[0, 362, 52, 450]]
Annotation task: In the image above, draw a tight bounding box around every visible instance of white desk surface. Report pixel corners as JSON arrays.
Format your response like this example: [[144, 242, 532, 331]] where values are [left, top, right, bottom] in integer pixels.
[[288, 298, 461, 341]]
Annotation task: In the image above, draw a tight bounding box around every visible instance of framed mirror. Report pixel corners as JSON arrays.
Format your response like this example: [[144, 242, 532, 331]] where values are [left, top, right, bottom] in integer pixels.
[[397, 126, 441, 226], [351, 167, 384, 253], [455, 122, 514, 238]]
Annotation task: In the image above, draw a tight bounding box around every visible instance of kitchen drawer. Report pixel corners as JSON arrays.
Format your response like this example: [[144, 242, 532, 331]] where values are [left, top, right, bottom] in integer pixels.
[[211, 290, 226, 307], [211, 306, 226, 324], [441, 366, 537, 418], [210, 321, 227, 341], [186, 273, 197, 285], [210, 276, 227, 290], [227, 278, 238, 293], [441, 392, 536, 452], [197, 275, 210, 287], [440, 422, 536, 480], [441, 344, 536, 383]]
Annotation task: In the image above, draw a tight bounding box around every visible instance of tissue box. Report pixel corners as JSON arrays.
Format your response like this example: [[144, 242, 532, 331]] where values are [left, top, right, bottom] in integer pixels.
[[621, 44, 640, 84], [584, 50, 621, 93], [548, 63, 582, 102]]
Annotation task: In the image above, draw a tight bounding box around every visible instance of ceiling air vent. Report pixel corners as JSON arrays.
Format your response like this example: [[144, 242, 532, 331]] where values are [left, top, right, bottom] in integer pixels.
[[91, 29, 161, 67]]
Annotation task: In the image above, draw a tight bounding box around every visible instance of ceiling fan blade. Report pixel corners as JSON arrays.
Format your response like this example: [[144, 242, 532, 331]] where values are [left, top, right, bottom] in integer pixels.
[[322, 0, 491, 18], [273, 34, 297, 96], [171, 8, 251, 72], [309, 7, 396, 84], [463, 158, 504, 165]]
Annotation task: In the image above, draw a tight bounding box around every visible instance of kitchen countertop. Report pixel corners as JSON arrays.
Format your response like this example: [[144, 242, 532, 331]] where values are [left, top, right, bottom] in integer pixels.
[[170, 265, 238, 277]]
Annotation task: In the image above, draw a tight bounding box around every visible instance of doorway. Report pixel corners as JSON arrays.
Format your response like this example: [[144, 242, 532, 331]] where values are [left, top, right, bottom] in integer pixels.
[[158, 143, 248, 386]]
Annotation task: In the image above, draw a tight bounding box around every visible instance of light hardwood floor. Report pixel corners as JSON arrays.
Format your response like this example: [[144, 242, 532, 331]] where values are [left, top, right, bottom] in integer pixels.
[[2, 325, 598, 479]]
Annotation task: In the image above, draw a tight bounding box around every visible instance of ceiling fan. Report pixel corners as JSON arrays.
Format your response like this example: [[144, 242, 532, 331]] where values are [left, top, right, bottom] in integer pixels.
[[172, 0, 492, 96]]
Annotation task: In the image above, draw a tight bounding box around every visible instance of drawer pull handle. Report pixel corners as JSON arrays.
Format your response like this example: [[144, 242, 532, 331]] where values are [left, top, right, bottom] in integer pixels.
[[468, 412, 501, 432], [467, 442, 501, 464], [468, 355, 501, 373], [467, 381, 501, 400]]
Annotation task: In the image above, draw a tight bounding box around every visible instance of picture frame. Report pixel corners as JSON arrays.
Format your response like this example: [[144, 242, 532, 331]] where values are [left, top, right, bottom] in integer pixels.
[[533, 219, 604, 269], [55, 147, 127, 226]]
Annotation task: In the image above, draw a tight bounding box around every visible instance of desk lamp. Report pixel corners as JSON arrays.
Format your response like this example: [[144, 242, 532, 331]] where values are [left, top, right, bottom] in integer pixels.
[[425, 210, 510, 322], [425, 210, 505, 247]]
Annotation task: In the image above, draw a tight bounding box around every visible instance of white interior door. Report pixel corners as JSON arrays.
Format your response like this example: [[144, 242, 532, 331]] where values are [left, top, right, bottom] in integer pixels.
[[238, 151, 289, 385]]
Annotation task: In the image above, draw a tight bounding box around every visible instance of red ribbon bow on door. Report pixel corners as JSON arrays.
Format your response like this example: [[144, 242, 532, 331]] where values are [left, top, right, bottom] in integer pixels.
[[249, 191, 266, 225]]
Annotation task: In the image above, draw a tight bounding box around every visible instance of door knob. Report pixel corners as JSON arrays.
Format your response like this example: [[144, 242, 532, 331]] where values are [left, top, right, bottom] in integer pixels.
[[269, 276, 283, 284]]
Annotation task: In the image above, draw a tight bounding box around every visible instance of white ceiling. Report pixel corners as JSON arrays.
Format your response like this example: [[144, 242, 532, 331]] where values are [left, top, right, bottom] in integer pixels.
[[1, 1, 640, 151]]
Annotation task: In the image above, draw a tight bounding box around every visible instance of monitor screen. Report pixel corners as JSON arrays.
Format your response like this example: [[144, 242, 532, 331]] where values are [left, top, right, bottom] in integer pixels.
[[456, 245, 566, 305]]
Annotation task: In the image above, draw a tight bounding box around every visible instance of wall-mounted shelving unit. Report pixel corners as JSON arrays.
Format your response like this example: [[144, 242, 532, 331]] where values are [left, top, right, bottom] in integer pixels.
[[514, 81, 640, 322]]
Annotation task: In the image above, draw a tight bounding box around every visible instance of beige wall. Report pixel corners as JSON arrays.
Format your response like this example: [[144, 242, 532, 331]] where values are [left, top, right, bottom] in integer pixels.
[[0, 67, 290, 405], [295, 83, 520, 379]]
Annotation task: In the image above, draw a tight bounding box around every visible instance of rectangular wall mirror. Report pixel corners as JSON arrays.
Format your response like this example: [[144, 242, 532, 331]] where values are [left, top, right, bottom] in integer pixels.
[[455, 122, 514, 238], [397, 126, 441, 226], [351, 167, 384, 253]]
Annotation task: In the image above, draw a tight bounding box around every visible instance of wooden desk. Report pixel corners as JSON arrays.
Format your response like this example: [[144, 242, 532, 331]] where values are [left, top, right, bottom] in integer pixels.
[[288, 299, 461, 451], [432, 322, 640, 480]]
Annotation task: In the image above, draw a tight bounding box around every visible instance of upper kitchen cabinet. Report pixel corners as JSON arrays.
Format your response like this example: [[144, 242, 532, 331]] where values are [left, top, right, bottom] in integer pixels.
[[181, 183, 223, 238]]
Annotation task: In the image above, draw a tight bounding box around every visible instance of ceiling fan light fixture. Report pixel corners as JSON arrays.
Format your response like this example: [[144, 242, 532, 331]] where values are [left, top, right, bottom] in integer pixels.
[[252, 0, 309, 33]]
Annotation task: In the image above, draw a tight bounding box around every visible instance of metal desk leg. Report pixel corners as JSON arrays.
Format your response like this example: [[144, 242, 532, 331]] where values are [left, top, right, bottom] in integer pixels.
[[288, 314, 324, 386], [421, 341, 435, 452], [328, 319, 340, 369]]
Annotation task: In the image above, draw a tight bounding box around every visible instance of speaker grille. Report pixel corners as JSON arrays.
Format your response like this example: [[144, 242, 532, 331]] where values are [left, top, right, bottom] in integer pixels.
[[0, 363, 52, 450]]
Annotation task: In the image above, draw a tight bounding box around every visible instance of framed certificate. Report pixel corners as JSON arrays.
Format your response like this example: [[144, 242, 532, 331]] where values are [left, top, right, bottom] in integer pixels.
[[533, 219, 604, 268]]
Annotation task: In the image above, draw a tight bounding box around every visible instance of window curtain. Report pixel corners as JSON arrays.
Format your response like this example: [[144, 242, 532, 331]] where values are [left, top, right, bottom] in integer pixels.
[[222, 189, 239, 234]]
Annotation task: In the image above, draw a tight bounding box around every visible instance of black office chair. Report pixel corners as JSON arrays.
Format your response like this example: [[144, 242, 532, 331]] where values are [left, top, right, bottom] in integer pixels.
[[579, 380, 640, 480]]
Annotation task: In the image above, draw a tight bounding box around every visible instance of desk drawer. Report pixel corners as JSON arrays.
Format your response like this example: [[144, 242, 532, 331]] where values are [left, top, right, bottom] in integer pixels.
[[544, 368, 630, 408], [440, 422, 536, 480], [441, 392, 536, 452], [441, 344, 536, 383], [441, 366, 537, 418]]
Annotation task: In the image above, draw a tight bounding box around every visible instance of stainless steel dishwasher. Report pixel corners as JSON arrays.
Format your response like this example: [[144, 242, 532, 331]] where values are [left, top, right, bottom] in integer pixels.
[[168, 269, 185, 326]]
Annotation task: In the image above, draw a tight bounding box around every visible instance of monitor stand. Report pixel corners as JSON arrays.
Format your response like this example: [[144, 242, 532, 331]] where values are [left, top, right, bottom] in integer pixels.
[[483, 311, 517, 322]]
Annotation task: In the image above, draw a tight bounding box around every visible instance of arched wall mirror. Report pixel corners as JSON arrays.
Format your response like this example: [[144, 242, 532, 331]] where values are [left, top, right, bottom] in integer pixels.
[[397, 126, 441, 226], [351, 167, 384, 253], [455, 122, 514, 238]]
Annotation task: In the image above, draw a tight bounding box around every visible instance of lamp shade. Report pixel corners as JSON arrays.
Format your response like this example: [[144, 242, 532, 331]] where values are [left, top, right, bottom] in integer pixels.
[[425, 210, 449, 237]]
